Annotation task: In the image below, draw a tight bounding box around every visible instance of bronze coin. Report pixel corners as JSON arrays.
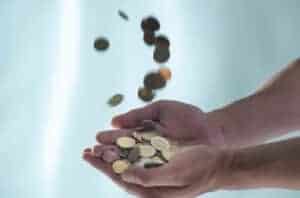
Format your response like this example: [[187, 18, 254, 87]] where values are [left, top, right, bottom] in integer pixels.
[[143, 32, 155, 46], [159, 67, 172, 81], [144, 72, 166, 90], [107, 94, 124, 107], [138, 87, 155, 102], [153, 48, 170, 63], [155, 35, 170, 49], [118, 10, 129, 21], [128, 147, 140, 163], [141, 16, 160, 32], [94, 37, 110, 51]]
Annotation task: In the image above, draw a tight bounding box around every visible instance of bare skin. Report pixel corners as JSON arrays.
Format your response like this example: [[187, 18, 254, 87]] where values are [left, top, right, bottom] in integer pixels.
[[83, 58, 300, 197]]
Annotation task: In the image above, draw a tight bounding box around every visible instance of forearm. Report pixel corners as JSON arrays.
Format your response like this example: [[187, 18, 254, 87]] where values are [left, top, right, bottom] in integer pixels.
[[220, 137, 300, 190], [209, 58, 300, 147]]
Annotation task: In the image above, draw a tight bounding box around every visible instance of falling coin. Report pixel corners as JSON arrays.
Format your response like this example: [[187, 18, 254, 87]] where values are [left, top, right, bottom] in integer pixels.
[[127, 147, 140, 163], [138, 87, 155, 102], [155, 35, 170, 49], [118, 10, 129, 21], [94, 37, 110, 51], [153, 48, 170, 63], [151, 136, 170, 151], [107, 94, 124, 107], [116, 137, 136, 149], [138, 144, 157, 158], [112, 160, 130, 174], [143, 31, 156, 46], [141, 16, 160, 32], [144, 72, 166, 90], [159, 67, 172, 81]]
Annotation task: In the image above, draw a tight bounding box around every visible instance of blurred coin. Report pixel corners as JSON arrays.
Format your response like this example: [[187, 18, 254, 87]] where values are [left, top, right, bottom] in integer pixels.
[[155, 35, 170, 49], [151, 156, 165, 164], [140, 131, 160, 141], [112, 160, 130, 174], [138, 144, 156, 158], [132, 131, 143, 142], [119, 149, 130, 158], [128, 147, 140, 163], [144, 162, 163, 169], [143, 31, 155, 46], [138, 87, 155, 102], [159, 67, 172, 81], [94, 37, 110, 51], [118, 10, 129, 21], [144, 72, 166, 90], [116, 137, 136, 149], [153, 48, 170, 63], [107, 94, 124, 107], [141, 16, 160, 32], [151, 136, 170, 151], [161, 150, 174, 161], [102, 150, 120, 163]]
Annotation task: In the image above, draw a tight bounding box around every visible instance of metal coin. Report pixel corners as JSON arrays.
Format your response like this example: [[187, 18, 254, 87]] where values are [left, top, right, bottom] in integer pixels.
[[140, 131, 160, 141], [138, 144, 156, 158], [143, 31, 156, 46], [118, 10, 129, 21], [150, 136, 170, 151], [153, 48, 170, 63], [143, 72, 166, 90], [144, 162, 163, 169], [116, 136, 136, 149], [119, 149, 130, 158], [155, 35, 170, 49], [128, 147, 140, 163], [159, 67, 172, 81], [94, 37, 110, 51], [102, 150, 120, 163], [112, 160, 130, 174], [107, 94, 124, 107], [141, 16, 160, 32], [138, 87, 155, 102]]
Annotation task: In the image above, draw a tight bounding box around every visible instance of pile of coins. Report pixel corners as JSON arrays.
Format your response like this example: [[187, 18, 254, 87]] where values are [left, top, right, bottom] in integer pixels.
[[94, 15, 173, 106], [109, 130, 177, 174]]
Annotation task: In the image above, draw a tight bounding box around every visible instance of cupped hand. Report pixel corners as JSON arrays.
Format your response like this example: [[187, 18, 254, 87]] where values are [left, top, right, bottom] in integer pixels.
[[83, 145, 231, 198], [97, 100, 225, 146]]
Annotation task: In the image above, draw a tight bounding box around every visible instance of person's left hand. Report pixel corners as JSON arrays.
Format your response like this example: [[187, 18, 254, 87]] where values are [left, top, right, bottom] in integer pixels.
[[83, 144, 231, 198]]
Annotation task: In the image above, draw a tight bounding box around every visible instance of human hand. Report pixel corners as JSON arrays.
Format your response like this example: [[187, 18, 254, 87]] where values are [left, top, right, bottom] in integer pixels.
[[83, 144, 231, 198], [97, 100, 225, 146]]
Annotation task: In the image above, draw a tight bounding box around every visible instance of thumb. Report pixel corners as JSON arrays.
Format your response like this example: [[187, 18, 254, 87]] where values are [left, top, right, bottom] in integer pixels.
[[112, 102, 161, 128]]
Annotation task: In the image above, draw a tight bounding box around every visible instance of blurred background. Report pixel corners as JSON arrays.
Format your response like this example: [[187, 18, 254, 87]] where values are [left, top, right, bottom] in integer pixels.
[[1, 0, 300, 197]]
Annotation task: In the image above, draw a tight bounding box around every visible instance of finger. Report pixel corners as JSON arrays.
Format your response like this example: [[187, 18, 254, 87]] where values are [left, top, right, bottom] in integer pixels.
[[82, 151, 149, 196], [121, 165, 185, 187], [141, 120, 170, 137], [111, 102, 160, 128], [96, 129, 134, 144]]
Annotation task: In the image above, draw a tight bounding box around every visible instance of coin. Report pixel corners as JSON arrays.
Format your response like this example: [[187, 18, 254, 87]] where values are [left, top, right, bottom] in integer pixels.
[[159, 67, 172, 81], [94, 37, 110, 51], [132, 131, 143, 142], [143, 31, 155, 46], [153, 48, 170, 63], [116, 137, 136, 149], [141, 16, 160, 32], [127, 147, 140, 163], [155, 35, 170, 49], [143, 72, 166, 90], [107, 94, 124, 107], [150, 136, 170, 151], [161, 150, 174, 161], [144, 162, 163, 169], [138, 87, 155, 102], [140, 131, 160, 141], [102, 150, 120, 163], [151, 156, 165, 164], [138, 144, 156, 158], [112, 160, 130, 174], [118, 10, 129, 21], [119, 149, 130, 158]]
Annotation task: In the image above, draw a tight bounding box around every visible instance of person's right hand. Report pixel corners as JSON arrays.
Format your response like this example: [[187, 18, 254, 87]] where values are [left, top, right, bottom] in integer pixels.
[[97, 100, 225, 146]]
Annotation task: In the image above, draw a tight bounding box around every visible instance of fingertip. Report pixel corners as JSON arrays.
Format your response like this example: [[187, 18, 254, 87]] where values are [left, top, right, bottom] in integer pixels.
[[82, 151, 93, 161], [111, 116, 123, 128]]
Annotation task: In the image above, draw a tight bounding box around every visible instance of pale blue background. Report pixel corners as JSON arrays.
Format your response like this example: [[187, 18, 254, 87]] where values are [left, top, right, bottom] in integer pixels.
[[1, 0, 300, 197]]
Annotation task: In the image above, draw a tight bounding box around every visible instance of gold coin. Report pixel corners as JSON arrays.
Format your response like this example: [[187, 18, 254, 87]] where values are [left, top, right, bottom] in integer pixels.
[[138, 144, 156, 158], [159, 67, 172, 81], [150, 136, 170, 151], [140, 131, 160, 141], [112, 160, 130, 174], [132, 132, 143, 142], [116, 137, 136, 149], [161, 150, 174, 161]]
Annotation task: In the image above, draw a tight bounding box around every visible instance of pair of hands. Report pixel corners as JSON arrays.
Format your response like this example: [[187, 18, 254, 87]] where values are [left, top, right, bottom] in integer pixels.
[[83, 100, 231, 198]]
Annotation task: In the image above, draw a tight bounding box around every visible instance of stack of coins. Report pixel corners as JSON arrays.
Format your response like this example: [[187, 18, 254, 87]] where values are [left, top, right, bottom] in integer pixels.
[[108, 130, 177, 174]]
